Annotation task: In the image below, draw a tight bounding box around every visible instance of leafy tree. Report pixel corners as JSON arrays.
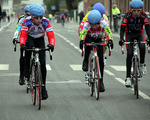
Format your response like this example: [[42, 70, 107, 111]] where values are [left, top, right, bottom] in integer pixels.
[[44, 0, 59, 14], [66, 0, 82, 10]]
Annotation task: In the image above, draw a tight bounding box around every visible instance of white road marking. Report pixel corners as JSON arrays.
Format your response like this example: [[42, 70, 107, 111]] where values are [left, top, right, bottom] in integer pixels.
[[115, 77, 150, 100], [46, 80, 82, 84], [46, 64, 52, 70], [0, 64, 9, 70], [70, 65, 82, 71], [55, 32, 81, 53], [0, 73, 19, 76], [104, 70, 115, 76], [110, 65, 126, 71]]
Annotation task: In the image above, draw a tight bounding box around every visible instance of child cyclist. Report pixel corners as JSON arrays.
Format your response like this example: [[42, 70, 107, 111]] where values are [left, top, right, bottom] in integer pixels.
[[79, 10, 113, 92], [78, 2, 110, 65], [20, 4, 55, 100]]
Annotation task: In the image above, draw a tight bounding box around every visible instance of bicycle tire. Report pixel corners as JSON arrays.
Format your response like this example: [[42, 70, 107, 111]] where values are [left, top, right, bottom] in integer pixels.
[[134, 56, 139, 99], [35, 63, 42, 110], [31, 63, 36, 105], [94, 56, 100, 100], [88, 55, 94, 96]]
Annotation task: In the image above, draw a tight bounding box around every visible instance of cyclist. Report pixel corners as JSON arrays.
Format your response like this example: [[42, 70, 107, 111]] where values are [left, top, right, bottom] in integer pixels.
[[78, 2, 109, 65], [60, 13, 65, 26], [20, 3, 55, 100], [13, 5, 31, 85], [119, 0, 150, 87], [79, 10, 113, 92]]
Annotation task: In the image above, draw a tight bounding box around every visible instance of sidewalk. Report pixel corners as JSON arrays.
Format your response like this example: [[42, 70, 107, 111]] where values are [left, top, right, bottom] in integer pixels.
[[0, 17, 16, 32]]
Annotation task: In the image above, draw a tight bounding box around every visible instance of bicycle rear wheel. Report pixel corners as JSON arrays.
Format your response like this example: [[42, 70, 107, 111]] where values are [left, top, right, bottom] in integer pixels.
[[133, 56, 139, 99], [35, 63, 42, 110], [94, 56, 100, 100]]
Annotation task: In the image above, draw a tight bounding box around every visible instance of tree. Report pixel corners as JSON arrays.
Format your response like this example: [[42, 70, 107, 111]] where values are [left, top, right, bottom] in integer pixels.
[[66, 0, 82, 10], [44, 0, 59, 14]]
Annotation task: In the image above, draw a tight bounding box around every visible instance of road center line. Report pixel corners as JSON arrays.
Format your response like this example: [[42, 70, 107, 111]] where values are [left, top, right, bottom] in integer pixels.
[[115, 77, 150, 100]]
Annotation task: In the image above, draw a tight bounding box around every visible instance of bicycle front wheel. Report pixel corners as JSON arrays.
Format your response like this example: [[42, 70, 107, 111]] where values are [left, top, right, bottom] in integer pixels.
[[88, 56, 94, 96], [133, 56, 139, 99], [35, 63, 42, 110], [94, 56, 101, 100], [30, 62, 36, 105]]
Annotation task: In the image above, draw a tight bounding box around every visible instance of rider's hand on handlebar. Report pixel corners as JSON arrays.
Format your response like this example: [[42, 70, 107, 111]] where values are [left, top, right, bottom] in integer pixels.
[[47, 44, 54, 52], [12, 38, 18, 45], [119, 39, 124, 46], [147, 40, 150, 46], [79, 40, 84, 50], [107, 40, 114, 49], [21, 44, 26, 50]]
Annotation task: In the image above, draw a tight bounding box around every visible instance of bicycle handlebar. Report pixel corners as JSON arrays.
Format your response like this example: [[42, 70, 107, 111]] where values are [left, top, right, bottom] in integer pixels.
[[121, 41, 146, 54], [25, 47, 53, 60], [81, 42, 111, 56]]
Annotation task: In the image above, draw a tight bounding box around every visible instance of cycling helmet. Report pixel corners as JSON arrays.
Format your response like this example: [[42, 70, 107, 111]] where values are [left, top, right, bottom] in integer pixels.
[[24, 5, 30, 12], [130, 0, 144, 9], [92, 2, 105, 15], [30, 3, 45, 16], [88, 10, 101, 24]]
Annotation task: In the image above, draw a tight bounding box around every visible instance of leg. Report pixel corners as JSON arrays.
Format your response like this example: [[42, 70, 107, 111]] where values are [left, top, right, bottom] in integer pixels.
[[19, 48, 25, 85], [138, 33, 147, 74], [36, 37, 48, 100], [82, 36, 92, 71], [97, 45, 105, 92]]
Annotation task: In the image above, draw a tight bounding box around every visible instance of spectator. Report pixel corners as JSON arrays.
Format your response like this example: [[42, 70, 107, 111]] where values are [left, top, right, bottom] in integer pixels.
[[7, 14, 10, 22], [78, 10, 84, 24], [112, 4, 120, 32]]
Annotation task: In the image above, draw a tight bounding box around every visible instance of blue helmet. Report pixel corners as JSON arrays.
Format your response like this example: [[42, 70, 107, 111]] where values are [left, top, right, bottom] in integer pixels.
[[130, 0, 144, 9], [88, 10, 101, 24], [30, 3, 45, 16], [24, 5, 30, 12], [92, 2, 105, 15]]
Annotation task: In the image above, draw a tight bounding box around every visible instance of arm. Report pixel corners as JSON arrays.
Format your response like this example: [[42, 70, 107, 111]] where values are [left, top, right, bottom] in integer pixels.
[[46, 22, 55, 46], [13, 18, 25, 39], [145, 24, 150, 40], [79, 29, 87, 41], [104, 26, 113, 40], [19, 21, 28, 45], [143, 14, 150, 40], [120, 14, 127, 40]]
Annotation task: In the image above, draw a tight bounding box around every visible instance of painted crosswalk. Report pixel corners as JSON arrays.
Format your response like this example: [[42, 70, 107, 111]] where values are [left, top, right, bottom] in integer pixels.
[[0, 64, 9, 70], [0, 64, 127, 72]]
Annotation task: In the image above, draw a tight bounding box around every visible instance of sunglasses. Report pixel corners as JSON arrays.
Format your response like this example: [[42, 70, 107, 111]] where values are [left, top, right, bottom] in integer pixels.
[[90, 22, 100, 25], [26, 13, 30, 16], [33, 16, 43, 20], [132, 9, 141, 12]]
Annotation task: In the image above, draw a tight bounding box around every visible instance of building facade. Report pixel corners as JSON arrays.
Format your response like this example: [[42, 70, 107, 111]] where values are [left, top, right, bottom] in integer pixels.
[[1, 0, 13, 15], [84, 0, 150, 15]]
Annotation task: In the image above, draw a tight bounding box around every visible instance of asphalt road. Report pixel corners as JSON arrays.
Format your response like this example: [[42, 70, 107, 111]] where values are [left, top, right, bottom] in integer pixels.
[[0, 19, 150, 120]]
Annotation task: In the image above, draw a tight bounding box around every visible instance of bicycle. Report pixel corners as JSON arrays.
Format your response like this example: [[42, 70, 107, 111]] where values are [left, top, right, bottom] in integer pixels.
[[121, 40, 146, 99], [25, 47, 52, 110], [83, 42, 111, 100]]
